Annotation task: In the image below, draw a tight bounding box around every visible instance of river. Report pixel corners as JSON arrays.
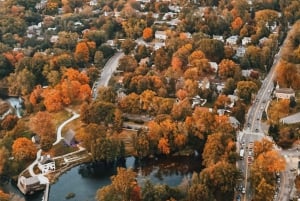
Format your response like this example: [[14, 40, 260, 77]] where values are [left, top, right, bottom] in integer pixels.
[[4, 155, 201, 201]]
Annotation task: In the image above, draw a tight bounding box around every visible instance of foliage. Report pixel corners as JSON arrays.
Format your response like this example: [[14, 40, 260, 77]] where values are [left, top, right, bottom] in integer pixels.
[[12, 137, 37, 161], [96, 168, 139, 201]]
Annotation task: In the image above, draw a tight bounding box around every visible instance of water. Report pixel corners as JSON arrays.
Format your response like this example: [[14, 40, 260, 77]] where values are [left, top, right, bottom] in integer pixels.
[[5, 155, 201, 201]]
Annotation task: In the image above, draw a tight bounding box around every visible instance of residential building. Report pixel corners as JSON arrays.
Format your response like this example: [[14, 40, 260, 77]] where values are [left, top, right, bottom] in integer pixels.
[[155, 31, 167, 41], [275, 88, 295, 100], [242, 37, 251, 46], [38, 155, 55, 174], [226, 35, 239, 46]]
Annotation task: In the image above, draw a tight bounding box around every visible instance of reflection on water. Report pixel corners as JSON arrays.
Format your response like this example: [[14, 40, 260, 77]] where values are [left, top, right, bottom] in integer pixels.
[[5, 155, 202, 201]]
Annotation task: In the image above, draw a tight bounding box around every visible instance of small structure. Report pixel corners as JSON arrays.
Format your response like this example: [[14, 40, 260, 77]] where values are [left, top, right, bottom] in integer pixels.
[[242, 37, 251, 46], [213, 35, 224, 42], [226, 35, 239, 46], [38, 155, 55, 174], [64, 129, 77, 146], [155, 31, 167, 41], [18, 175, 48, 194], [275, 88, 295, 100]]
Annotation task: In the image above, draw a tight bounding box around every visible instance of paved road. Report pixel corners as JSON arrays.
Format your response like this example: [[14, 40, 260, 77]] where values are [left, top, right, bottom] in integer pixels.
[[238, 46, 283, 201], [92, 51, 124, 99]]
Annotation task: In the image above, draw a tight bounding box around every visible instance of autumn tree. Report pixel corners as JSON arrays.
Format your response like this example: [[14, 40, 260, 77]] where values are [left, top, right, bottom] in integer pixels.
[[80, 100, 116, 125], [12, 137, 37, 161], [118, 55, 138, 72], [200, 161, 239, 200], [236, 81, 258, 103], [154, 48, 170, 71], [268, 99, 290, 124], [8, 68, 36, 96], [0, 147, 8, 175], [121, 39, 137, 55], [231, 17, 243, 34], [96, 168, 139, 201], [143, 27, 153, 42], [97, 86, 117, 103], [218, 59, 241, 79], [1, 114, 18, 131], [214, 94, 231, 109], [75, 41, 90, 67], [197, 38, 224, 62], [133, 129, 150, 159], [29, 111, 56, 151], [202, 132, 236, 167], [158, 137, 170, 155], [276, 61, 300, 89]]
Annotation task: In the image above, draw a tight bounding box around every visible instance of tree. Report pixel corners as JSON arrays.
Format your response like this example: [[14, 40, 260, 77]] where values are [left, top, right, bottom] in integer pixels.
[[97, 86, 117, 103], [200, 161, 239, 199], [143, 27, 153, 42], [276, 61, 300, 89], [218, 59, 240, 79], [1, 114, 18, 131], [75, 42, 90, 67], [197, 39, 224, 62], [29, 111, 55, 150], [158, 137, 170, 155], [214, 94, 231, 109], [154, 48, 170, 71], [236, 81, 258, 103], [188, 183, 213, 201], [295, 175, 300, 192], [80, 100, 116, 125], [254, 178, 275, 201], [231, 17, 243, 34], [8, 68, 36, 96], [202, 132, 236, 167], [133, 129, 150, 158], [118, 55, 138, 72], [96, 168, 139, 201], [0, 147, 8, 175], [121, 39, 137, 55], [12, 137, 37, 161]]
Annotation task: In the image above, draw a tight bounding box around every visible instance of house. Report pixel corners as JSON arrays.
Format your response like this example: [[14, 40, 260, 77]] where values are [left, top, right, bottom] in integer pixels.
[[38, 155, 55, 174], [235, 46, 246, 57], [19, 175, 48, 194], [275, 88, 295, 100], [213, 35, 224, 42], [50, 35, 59, 43], [154, 42, 165, 50], [198, 77, 210, 89], [242, 37, 251, 46], [64, 129, 77, 146], [155, 31, 167, 41], [209, 62, 218, 73], [226, 35, 239, 46]]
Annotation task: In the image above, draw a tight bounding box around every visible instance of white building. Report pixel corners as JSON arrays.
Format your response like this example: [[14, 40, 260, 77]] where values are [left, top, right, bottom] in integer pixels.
[[226, 35, 239, 46], [242, 37, 251, 46], [38, 155, 55, 174], [155, 31, 167, 41], [275, 88, 295, 100]]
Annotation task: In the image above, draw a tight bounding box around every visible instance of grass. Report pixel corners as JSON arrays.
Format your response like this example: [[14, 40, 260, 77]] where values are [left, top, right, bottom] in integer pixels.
[[51, 110, 71, 128]]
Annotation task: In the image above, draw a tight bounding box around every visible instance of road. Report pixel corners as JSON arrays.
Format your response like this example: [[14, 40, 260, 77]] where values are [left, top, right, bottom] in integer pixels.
[[92, 51, 124, 99], [238, 47, 283, 201]]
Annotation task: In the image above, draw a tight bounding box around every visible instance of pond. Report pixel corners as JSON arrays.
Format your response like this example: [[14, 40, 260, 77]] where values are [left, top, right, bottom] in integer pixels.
[[4, 155, 202, 201]]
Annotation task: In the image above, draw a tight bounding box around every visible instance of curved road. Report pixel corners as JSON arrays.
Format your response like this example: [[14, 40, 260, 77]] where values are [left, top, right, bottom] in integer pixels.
[[92, 51, 124, 99]]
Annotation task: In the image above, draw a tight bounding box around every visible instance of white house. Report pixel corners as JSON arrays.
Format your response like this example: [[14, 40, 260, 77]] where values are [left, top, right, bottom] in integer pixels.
[[155, 31, 167, 41], [275, 88, 295, 100], [50, 35, 59, 43], [235, 46, 246, 57], [213, 35, 224, 42], [38, 155, 55, 174], [242, 37, 251, 46], [209, 62, 218, 73], [226, 35, 239, 46]]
